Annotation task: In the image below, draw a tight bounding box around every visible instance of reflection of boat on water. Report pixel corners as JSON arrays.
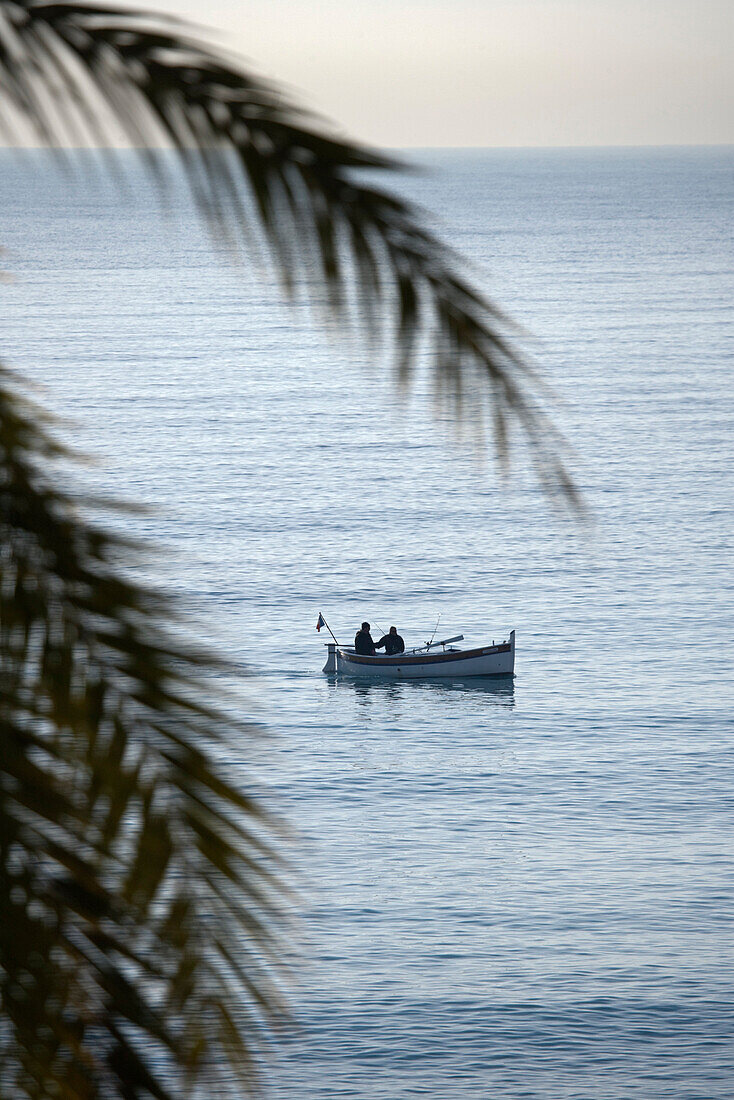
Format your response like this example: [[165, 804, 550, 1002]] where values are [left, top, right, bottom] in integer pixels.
[[323, 629, 515, 680], [335, 674, 515, 705]]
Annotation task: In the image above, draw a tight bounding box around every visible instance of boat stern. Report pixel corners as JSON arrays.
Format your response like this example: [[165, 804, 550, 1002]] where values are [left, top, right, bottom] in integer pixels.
[[322, 643, 338, 673]]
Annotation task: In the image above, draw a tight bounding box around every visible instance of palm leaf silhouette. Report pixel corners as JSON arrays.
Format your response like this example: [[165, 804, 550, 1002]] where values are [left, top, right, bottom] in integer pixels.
[[0, 368, 288, 1096], [1, 4, 578, 1096], [0, 0, 576, 499]]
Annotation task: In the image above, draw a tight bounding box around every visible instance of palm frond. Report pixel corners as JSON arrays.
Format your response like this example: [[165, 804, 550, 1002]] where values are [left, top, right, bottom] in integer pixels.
[[0, 0, 578, 503], [0, 367, 289, 1097]]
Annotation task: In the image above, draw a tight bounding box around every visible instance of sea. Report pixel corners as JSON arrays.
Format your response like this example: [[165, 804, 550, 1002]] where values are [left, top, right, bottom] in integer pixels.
[[2, 146, 733, 1098]]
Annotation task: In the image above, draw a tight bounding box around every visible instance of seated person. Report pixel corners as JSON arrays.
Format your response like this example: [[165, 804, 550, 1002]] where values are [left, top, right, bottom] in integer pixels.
[[375, 626, 405, 655], [354, 622, 376, 655]]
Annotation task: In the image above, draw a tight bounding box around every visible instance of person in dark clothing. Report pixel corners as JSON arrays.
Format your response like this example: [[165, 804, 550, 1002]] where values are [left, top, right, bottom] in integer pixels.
[[354, 622, 376, 655], [375, 626, 405, 656]]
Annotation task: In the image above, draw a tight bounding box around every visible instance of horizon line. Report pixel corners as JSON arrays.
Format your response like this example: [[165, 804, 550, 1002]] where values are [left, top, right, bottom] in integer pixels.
[[1, 141, 733, 153]]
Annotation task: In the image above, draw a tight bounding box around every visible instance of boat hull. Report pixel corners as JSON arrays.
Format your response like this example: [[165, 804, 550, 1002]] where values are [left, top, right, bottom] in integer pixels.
[[323, 631, 515, 679]]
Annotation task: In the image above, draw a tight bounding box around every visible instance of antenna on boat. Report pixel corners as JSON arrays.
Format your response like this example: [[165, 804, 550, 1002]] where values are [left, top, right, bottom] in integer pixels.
[[428, 612, 441, 647]]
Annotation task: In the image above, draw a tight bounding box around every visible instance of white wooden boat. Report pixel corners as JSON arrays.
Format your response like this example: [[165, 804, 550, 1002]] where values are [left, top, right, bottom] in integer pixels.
[[322, 630, 515, 680]]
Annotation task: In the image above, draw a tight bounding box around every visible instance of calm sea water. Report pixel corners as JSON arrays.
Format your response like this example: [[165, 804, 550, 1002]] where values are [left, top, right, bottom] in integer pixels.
[[2, 147, 733, 1097]]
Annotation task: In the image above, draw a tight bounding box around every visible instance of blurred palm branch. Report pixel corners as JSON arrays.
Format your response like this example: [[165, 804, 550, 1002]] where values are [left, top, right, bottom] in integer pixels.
[[0, 368, 288, 1097], [0, 0, 577, 498], [1, 2, 577, 1096]]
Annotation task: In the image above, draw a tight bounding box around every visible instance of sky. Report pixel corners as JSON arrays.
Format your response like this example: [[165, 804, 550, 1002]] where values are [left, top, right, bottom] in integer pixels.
[[145, 0, 734, 148]]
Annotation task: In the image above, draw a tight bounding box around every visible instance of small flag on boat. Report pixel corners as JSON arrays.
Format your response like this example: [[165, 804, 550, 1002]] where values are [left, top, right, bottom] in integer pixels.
[[316, 613, 326, 632]]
